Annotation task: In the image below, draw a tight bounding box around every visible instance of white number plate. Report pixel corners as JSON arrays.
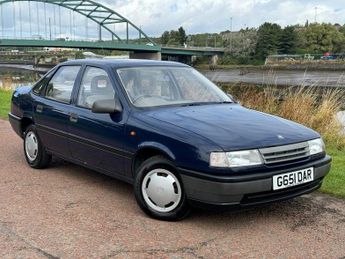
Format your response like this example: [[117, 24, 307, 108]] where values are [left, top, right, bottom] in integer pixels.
[[273, 167, 314, 190]]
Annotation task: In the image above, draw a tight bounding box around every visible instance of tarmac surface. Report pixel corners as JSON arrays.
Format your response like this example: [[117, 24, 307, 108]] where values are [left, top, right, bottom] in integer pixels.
[[1, 119, 345, 258]]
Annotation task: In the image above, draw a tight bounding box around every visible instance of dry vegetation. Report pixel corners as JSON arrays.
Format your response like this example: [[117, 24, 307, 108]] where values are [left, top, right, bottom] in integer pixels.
[[221, 83, 345, 149]]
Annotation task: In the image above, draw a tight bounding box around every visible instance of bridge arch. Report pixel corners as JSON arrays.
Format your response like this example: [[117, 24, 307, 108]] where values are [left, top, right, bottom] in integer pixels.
[[0, 0, 155, 45]]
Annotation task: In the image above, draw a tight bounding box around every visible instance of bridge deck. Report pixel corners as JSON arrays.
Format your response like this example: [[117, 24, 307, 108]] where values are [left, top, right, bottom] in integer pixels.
[[0, 39, 224, 56]]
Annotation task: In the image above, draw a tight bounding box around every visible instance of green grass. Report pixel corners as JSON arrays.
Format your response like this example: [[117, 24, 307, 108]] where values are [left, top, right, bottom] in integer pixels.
[[0, 89, 344, 198], [320, 145, 345, 198], [0, 89, 12, 120]]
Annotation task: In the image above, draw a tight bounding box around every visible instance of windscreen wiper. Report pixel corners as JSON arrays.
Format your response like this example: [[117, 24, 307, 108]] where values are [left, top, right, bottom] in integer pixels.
[[182, 101, 233, 107]]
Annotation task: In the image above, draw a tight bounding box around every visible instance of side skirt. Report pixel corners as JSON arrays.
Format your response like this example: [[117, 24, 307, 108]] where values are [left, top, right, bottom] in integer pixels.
[[47, 149, 134, 185]]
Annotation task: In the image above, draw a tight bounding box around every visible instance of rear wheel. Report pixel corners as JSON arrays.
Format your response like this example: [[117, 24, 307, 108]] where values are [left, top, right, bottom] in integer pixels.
[[23, 125, 51, 169], [134, 156, 190, 221]]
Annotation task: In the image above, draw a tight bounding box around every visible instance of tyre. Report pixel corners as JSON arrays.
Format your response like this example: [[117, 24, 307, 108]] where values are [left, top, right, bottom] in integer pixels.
[[23, 125, 51, 169], [134, 156, 191, 221]]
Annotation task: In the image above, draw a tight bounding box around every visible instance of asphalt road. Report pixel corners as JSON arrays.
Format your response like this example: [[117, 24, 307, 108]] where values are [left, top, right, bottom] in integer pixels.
[[203, 69, 345, 87], [1, 119, 345, 258]]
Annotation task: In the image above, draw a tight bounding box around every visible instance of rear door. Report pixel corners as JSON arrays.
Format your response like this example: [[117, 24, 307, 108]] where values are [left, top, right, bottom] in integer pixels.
[[68, 65, 129, 176], [34, 65, 81, 157]]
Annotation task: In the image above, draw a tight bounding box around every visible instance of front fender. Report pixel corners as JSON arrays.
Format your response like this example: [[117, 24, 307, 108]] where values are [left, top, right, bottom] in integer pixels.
[[22, 111, 34, 121], [137, 141, 176, 161]]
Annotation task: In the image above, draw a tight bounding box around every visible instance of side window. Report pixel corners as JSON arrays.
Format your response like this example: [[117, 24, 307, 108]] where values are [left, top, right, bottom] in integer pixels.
[[77, 67, 115, 109], [45, 66, 80, 103]]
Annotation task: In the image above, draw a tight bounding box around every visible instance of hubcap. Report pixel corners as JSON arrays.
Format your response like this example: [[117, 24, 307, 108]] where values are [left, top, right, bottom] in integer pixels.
[[25, 131, 38, 162], [141, 169, 182, 213]]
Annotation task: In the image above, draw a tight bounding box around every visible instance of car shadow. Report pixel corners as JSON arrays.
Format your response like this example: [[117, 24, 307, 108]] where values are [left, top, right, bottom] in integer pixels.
[[47, 156, 133, 192], [43, 157, 342, 231]]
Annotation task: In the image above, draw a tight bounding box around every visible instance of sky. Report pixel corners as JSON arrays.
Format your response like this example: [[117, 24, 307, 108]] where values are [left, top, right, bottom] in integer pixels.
[[107, 0, 344, 34], [0, 0, 344, 40]]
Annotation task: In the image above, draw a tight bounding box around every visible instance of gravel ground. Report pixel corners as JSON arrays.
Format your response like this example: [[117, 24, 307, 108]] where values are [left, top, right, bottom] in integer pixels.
[[0, 119, 345, 258]]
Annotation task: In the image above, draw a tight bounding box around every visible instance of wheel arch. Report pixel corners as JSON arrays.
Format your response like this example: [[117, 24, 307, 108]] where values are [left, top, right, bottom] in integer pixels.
[[132, 142, 176, 176], [21, 116, 34, 137]]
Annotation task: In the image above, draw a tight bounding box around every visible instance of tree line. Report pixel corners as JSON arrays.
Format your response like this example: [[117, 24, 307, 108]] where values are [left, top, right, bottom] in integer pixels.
[[158, 22, 345, 64]]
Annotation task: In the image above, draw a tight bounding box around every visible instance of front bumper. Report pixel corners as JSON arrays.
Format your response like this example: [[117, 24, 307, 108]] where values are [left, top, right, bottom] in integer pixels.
[[179, 155, 331, 208]]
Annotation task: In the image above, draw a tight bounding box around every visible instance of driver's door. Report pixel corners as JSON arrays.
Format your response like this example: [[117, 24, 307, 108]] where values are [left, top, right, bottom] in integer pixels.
[[68, 66, 128, 176]]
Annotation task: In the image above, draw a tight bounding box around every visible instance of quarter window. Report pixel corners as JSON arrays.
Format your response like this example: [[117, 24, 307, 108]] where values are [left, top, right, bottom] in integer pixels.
[[77, 67, 115, 109], [45, 66, 80, 103], [32, 79, 47, 95], [32, 69, 55, 95]]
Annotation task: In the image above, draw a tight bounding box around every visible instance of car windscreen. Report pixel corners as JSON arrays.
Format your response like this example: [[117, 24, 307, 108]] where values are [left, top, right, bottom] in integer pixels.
[[116, 66, 231, 108]]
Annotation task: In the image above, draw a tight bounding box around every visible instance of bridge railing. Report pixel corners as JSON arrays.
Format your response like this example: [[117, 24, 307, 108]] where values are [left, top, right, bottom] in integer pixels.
[[161, 44, 225, 52]]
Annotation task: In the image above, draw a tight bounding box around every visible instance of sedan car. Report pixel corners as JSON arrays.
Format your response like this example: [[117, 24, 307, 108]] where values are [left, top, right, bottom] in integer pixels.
[[8, 59, 331, 220]]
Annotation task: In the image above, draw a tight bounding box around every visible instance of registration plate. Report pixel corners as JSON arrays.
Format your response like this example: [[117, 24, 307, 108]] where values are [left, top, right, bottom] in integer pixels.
[[273, 167, 314, 190]]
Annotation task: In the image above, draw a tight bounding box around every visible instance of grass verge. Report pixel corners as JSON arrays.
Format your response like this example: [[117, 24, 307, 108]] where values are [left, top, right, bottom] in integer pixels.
[[0, 89, 12, 120], [320, 146, 345, 198]]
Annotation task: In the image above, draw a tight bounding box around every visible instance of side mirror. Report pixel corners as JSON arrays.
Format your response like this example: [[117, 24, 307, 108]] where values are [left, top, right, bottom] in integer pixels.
[[91, 97, 122, 114]]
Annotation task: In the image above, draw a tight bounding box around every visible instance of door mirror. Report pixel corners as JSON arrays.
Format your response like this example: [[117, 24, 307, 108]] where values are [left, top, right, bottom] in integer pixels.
[[91, 97, 122, 114]]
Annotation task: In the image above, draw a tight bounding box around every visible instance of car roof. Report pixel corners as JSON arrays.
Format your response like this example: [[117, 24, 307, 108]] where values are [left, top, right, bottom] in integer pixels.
[[60, 59, 189, 68]]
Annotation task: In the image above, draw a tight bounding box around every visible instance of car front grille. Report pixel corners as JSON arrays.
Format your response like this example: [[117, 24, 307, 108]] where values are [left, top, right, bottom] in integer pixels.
[[259, 142, 310, 165]]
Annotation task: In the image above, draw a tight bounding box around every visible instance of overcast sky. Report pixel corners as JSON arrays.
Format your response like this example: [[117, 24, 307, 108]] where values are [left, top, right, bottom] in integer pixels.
[[0, 0, 344, 40], [108, 0, 344, 35]]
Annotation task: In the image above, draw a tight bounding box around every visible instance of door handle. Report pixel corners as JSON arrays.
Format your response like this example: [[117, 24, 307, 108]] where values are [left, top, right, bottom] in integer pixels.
[[70, 113, 78, 123], [36, 105, 43, 113]]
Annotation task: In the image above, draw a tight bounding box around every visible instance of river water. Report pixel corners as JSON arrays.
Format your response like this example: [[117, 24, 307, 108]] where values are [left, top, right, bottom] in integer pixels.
[[0, 67, 40, 90]]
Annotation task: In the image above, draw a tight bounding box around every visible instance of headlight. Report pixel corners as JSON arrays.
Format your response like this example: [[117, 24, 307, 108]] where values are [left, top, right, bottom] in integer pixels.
[[210, 150, 263, 168], [308, 138, 325, 155]]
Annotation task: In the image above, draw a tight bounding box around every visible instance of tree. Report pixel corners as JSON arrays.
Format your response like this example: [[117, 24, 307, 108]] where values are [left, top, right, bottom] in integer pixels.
[[160, 27, 187, 46], [339, 24, 345, 36], [305, 20, 309, 27], [178, 26, 187, 45], [298, 23, 345, 53], [161, 31, 170, 45], [219, 28, 257, 64], [279, 26, 297, 54], [254, 22, 282, 60]]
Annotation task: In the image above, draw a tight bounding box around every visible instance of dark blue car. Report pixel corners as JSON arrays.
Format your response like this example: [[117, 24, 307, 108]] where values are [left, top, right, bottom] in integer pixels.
[[8, 59, 331, 220]]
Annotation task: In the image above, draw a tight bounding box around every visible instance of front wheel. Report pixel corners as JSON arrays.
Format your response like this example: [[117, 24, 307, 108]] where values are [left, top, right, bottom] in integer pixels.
[[23, 125, 51, 169], [134, 156, 190, 221]]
